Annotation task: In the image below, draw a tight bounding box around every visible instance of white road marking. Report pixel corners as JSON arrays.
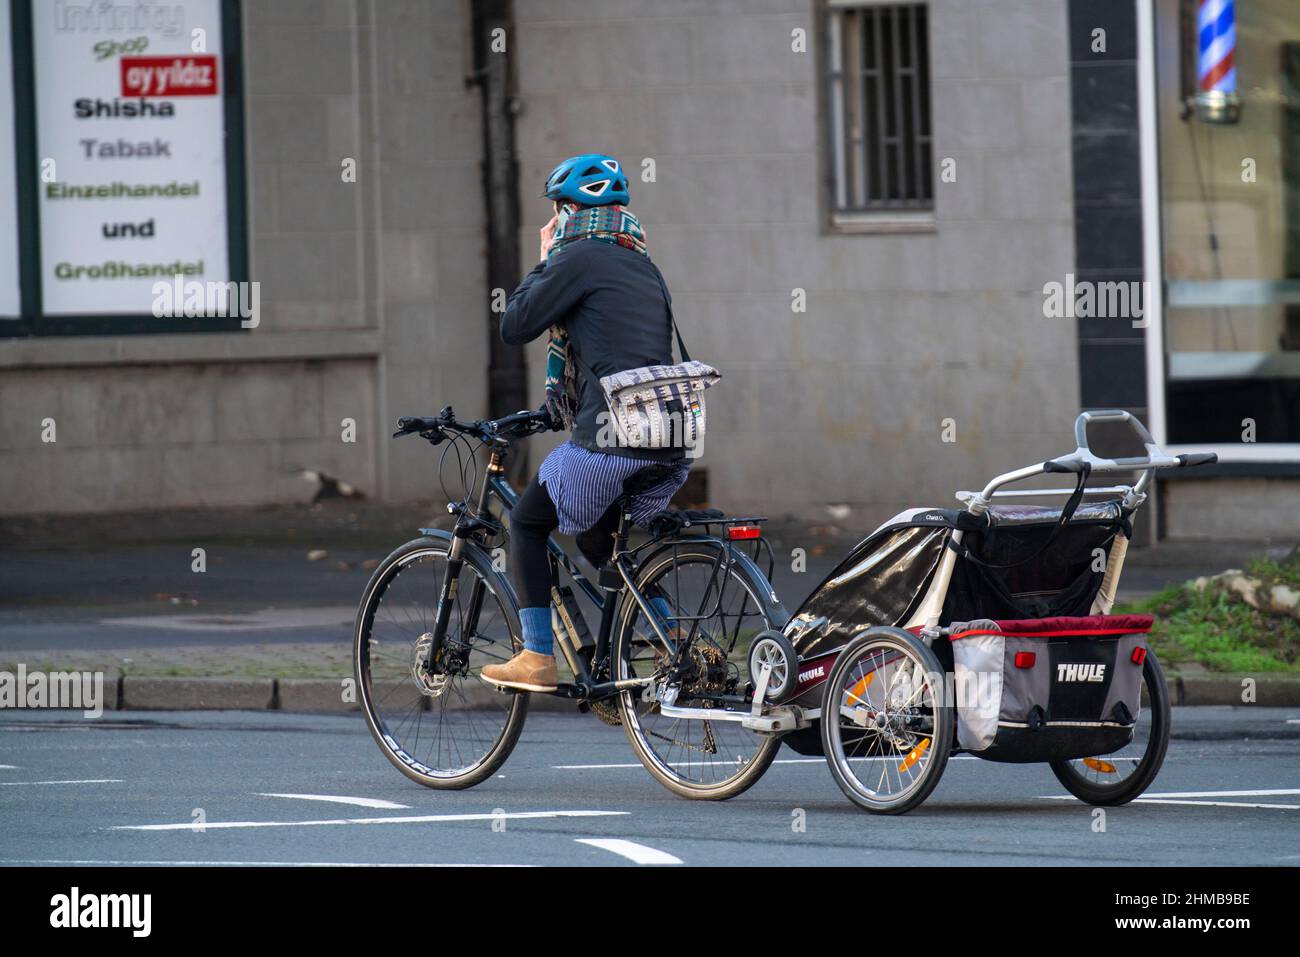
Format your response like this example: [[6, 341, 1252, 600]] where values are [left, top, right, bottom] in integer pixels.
[[0, 765, 21, 769], [256, 793, 412, 810], [1041, 788, 1300, 810], [575, 839, 682, 865], [0, 859, 533, 868], [0, 778, 122, 786], [1287, 719, 1300, 725], [113, 809, 627, 832], [1132, 799, 1299, 810], [1041, 788, 1300, 803], [553, 756, 978, 770], [1140, 788, 1300, 798]]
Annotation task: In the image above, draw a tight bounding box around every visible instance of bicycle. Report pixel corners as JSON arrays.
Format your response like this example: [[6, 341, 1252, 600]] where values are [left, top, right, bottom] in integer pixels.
[[353, 406, 796, 799]]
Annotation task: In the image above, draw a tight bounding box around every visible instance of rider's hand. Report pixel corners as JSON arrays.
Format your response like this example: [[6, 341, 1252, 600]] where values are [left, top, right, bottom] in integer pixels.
[[538, 404, 562, 432], [539, 214, 558, 262]]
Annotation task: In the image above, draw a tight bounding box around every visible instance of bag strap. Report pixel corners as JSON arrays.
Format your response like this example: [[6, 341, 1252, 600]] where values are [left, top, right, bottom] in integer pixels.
[[652, 267, 691, 364], [948, 464, 1091, 570]]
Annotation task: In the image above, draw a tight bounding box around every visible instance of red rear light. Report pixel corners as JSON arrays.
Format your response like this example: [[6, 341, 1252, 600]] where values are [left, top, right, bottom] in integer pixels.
[[1014, 651, 1036, 669], [1131, 647, 1147, 665], [726, 525, 761, 540]]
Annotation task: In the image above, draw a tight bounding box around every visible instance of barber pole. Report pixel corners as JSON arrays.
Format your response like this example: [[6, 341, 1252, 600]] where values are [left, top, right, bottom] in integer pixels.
[[1195, 0, 1241, 123]]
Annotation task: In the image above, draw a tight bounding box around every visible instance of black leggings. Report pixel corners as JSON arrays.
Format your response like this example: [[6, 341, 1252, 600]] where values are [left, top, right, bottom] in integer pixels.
[[510, 474, 621, 609]]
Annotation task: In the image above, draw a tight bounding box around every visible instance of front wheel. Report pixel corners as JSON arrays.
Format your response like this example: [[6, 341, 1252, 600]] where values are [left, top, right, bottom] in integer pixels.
[[613, 540, 784, 800], [354, 534, 527, 789], [820, 627, 954, 814], [1049, 650, 1171, 806]]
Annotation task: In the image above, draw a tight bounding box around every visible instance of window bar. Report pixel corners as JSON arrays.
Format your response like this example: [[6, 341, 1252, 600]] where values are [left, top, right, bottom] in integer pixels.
[[860, 10, 875, 204], [909, 3, 926, 202], [828, 12, 847, 211], [848, 11, 868, 208], [919, 5, 933, 200], [872, 4, 890, 203], [891, 6, 909, 201]]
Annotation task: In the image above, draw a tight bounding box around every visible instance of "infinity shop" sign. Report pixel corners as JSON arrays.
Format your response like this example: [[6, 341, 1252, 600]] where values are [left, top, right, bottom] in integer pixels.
[[35, 0, 230, 316]]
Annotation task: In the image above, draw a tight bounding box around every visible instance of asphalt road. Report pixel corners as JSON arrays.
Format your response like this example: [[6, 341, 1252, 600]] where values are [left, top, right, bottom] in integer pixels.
[[1, 708, 1296, 867]]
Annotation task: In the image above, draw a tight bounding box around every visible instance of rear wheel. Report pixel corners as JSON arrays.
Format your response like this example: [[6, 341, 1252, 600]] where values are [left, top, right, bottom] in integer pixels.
[[1049, 650, 1170, 806], [613, 541, 783, 800], [354, 535, 527, 789], [820, 627, 954, 814]]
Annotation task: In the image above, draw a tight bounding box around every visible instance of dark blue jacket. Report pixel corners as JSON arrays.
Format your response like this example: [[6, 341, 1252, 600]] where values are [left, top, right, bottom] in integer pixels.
[[501, 238, 684, 461]]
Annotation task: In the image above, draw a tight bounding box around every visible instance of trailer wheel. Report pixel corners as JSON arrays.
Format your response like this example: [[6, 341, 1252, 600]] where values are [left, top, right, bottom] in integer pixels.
[[748, 629, 798, 704]]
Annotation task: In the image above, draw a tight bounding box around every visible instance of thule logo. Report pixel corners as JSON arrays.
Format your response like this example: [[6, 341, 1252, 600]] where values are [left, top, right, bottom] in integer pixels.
[[1057, 663, 1106, 683], [797, 664, 826, 685]]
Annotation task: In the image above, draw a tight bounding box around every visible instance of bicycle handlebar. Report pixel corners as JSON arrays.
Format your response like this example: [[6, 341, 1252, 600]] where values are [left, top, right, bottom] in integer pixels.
[[392, 405, 556, 444]]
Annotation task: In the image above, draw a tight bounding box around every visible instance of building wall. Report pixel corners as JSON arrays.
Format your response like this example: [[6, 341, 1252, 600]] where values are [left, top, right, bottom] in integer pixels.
[[512, 0, 1079, 530], [0, 0, 487, 514], [1164, 476, 1300, 542]]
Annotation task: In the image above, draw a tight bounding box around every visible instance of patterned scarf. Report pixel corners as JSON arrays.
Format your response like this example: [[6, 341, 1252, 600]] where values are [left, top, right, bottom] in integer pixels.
[[544, 205, 648, 429]]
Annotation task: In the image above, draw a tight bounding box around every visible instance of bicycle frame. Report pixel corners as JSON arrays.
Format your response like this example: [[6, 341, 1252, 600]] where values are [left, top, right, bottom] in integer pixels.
[[426, 446, 770, 706]]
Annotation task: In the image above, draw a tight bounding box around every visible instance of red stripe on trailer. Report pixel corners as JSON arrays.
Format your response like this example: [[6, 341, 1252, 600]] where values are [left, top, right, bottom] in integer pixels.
[[949, 628, 1148, 641], [993, 614, 1153, 633]]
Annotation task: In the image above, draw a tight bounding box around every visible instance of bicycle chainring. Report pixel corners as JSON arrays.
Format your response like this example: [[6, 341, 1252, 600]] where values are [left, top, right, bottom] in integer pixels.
[[588, 698, 623, 726]]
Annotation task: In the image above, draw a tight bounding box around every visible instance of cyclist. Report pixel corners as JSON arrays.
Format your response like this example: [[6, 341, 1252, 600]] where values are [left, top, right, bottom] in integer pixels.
[[482, 153, 690, 692]]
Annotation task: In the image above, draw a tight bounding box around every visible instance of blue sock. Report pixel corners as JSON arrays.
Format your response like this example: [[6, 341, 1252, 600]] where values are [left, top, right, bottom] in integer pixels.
[[520, 606, 553, 656], [649, 596, 676, 628]]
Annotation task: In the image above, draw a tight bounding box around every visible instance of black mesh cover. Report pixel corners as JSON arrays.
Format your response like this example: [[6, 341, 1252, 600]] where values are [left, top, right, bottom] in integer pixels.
[[941, 519, 1121, 622]]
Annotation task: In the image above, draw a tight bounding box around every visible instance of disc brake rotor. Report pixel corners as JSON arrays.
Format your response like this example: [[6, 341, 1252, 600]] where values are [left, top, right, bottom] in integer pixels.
[[411, 633, 451, 698]]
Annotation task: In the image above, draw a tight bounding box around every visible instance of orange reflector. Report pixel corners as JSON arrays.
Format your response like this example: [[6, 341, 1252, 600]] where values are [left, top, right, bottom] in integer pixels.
[[1014, 651, 1036, 669], [845, 671, 874, 707], [1131, 647, 1147, 665], [726, 525, 762, 540], [898, 738, 931, 773], [1082, 757, 1117, 774]]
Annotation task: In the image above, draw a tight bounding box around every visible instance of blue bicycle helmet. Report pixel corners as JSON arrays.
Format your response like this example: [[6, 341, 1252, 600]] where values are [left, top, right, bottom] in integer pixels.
[[543, 154, 630, 206]]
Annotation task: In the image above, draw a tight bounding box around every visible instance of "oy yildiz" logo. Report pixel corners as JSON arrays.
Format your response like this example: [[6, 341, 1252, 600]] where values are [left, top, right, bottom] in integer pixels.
[[1056, 662, 1106, 683]]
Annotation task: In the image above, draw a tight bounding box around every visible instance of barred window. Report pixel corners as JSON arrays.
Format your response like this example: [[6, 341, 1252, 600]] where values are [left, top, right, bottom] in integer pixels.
[[824, 1, 933, 219]]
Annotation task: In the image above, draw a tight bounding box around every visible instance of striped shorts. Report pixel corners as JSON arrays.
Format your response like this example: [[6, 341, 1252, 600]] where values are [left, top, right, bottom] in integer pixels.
[[538, 440, 690, 535]]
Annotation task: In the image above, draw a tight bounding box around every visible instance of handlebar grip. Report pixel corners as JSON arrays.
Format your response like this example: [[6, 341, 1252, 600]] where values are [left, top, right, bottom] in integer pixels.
[[393, 415, 441, 438], [1043, 458, 1085, 473], [1177, 452, 1218, 467]]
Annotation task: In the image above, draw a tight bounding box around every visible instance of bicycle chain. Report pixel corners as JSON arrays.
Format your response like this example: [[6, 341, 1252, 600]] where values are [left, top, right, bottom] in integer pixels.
[[646, 720, 718, 755]]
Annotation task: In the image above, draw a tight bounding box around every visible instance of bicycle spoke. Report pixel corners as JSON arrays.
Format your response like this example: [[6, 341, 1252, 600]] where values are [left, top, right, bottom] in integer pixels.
[[617, 548, 776, 791], [358, 547, 521, 782]]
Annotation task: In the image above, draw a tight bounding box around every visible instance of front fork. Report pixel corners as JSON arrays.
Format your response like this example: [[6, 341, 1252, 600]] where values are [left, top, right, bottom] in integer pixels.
[[424, 454, 501, 674]]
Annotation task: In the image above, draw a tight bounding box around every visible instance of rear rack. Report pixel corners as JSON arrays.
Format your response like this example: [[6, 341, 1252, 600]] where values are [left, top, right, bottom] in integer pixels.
[[626, 513, 777, 619]]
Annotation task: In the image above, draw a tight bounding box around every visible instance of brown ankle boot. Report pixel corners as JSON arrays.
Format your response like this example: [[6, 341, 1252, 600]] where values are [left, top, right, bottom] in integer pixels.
[[481, 649, 558, 692]]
